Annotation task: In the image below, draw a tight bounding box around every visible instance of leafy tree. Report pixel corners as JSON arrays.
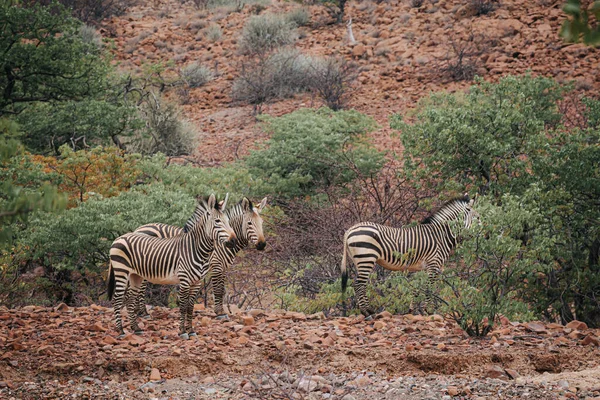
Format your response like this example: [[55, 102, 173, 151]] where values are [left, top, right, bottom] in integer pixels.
[[0, 2, 109, 115], [245, 108, 385, 198], [561, 0, 600, 46], [391, 75, 600, 329], [0, 121, 66, 245], [31, 145, 140, 207]]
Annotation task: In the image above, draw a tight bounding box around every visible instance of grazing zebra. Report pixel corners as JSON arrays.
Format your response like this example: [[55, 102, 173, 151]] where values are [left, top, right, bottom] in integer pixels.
[[341, 194, 478, 319], [133, 197, 268, 320], [107, 194, 237, 339]]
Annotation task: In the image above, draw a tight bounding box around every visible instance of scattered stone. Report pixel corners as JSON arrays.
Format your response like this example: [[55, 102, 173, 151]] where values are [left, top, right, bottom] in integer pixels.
[[447, 386, 459, 396], [566, 320, 588, 330], [484, 365, 507, 380], [242, 316, 255, 326], [150, 368, 161, 381], [525, 322, 546, 333], [581, 335, 600, 347]]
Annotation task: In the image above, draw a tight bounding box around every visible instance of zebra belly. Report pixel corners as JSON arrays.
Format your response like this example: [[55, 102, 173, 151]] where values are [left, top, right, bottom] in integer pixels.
[[377, 258, 426, 272], [147, 272, 180, 285]]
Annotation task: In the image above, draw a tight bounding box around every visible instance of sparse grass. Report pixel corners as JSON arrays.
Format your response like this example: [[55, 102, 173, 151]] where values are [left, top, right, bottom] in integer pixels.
[[285, 7, 310, 27], [239, 13, 297, 55], [205, 24, 223, 41], [472, 0, 497, 15], [181, 62, 213, 87], [189, 19, 208, 32], [79, 24, 103, 48]]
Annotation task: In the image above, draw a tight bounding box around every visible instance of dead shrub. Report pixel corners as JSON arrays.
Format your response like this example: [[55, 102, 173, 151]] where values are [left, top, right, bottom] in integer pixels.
[[440, 32, 486, 82], [308, 57, 358, 111]]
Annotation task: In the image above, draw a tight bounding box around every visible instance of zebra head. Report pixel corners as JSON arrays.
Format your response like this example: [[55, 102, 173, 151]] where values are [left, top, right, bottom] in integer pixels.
[[205, 193, 237, 249], [240, 197, 267, 250]]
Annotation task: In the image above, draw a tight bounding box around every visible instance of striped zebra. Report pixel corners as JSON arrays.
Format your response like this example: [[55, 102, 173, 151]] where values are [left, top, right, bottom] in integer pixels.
[[133, 197, 268, 320], [341, 195, 478, 319], [107, 194, 237, 339]]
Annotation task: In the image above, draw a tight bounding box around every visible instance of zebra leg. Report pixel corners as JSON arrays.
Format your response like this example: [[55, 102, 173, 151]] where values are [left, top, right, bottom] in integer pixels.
[[423, 264, 442, 315], [187, 283, 202, 336], [126, 274, 144, 334], [211, 264, 228, 319], [136, 280, 151, 319], [177, 283, 191, 340], [112, 279, 128, 338], [354, 262, 377, 320]]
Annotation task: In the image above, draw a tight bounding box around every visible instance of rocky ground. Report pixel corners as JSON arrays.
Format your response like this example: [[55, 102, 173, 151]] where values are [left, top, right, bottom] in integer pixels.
[[100, 0, 599, 164], [1, 305, 600, 399]]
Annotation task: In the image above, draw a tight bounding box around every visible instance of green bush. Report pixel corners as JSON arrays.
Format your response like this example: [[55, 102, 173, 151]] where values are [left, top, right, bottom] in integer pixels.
[[392, 75, 600, 329], [239, 13, 297, 55], [245, 108, 384, 198]]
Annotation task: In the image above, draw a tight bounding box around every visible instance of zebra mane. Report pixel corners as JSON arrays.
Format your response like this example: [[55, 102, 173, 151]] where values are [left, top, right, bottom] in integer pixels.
[[421, 196, 470, 225], [183, 195, 223, 233]]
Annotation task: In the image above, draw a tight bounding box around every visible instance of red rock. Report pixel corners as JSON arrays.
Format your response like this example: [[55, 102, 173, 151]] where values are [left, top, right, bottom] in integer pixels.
[[242, 316, 255, 326], [581, 335, 600, 347], [525, 322, 546, 333], [447, 386, 459, 396], [505, 369, 520, 380], [56, 303, 70, 312], [484, 365, 507, 380], [373, 321, 386, 330], [84, 323, 107, 332], [566, 320, 588, 330], [102, 336, 118, 345], [150, 368, 161, 381]]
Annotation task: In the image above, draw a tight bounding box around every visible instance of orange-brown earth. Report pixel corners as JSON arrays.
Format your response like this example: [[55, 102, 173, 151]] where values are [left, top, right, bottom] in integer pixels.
[[100, 0, 599, 164], [1, 305, 600, 399]]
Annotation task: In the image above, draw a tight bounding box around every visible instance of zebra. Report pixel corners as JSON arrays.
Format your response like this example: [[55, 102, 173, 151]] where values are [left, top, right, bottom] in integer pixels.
[[132, 197, 268, 320], [107, 194, 237, 339], [340, 194, 478, 319]]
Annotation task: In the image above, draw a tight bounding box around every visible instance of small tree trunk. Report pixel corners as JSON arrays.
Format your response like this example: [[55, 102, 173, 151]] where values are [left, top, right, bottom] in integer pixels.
[[346, 18, 356, 45]]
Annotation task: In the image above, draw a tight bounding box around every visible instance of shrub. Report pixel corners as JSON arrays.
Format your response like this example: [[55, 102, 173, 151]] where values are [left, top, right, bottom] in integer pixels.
[[245, 108, 384, 198], [285, 7, 310, 27], [308, 57, 358, 111], [440, 33, 485, 82], [131, 97, 198, 156], [238, 13, 297, 55], [392, 75, 600, 328], [79, 24, 103, 48], [204, 24, 223, 41], [181, 62, 213, 88]]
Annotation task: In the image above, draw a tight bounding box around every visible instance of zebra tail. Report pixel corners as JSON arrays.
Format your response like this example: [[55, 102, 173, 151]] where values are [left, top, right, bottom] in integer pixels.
[[107, 262, 115, 301]]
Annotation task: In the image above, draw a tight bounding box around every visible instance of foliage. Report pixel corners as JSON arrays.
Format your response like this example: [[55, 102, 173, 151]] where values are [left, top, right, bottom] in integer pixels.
[[19, 185, 195, 273], [561, 0, 600, 46], [181, 63, 213, 88], [204, 24, 223, 41], [131, 97, 198, 156], [0, 121, 67, 245], [245, 108, 384, 198], [391, 74, 563, 196], [0, 2, 109, 115], [232, 49, 312, 112], [238, 13, 297, 55], [31, 145, 140, 207], [285, 7, 310, 27], [137, 153, 259, 199], [392, 75, 600, 329]]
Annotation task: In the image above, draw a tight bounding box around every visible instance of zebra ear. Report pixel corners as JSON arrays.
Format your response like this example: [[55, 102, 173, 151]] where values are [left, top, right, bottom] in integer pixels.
[[241, 197, 251, 211], [207, 193, 217, 210], [219, 193, 229, 210], [257, 197, 268, 213]]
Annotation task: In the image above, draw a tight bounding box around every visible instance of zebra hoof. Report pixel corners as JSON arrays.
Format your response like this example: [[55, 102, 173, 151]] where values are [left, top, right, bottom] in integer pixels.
[[141, 314, 152, 320], [179, 333, 190, 340], [117, 333, 126, 340], [188, 332, 198, 337], [215, 314, 229, 321], [364, 315, 374, 321], [134, 330, 144, 335]]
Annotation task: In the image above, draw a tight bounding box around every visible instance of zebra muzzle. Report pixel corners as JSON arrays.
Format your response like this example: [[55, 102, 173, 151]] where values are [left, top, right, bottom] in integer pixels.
[[224, 237, 237, 249], [256, 241, 266, 251]]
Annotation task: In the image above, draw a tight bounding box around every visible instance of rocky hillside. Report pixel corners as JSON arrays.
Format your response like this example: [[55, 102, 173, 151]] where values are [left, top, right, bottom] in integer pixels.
[[100, 0, 598, 164]]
